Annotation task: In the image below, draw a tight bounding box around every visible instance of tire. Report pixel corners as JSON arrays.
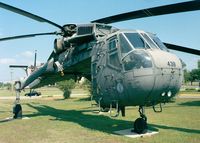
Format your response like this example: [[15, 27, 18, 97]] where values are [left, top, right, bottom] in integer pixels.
[[13, 104, 22, 119], [134, 118, 147, 134]]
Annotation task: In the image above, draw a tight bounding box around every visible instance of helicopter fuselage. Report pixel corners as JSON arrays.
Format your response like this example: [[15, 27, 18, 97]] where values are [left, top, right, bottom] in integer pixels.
[[19, 24, 183, 109], [90, 28, 183, 108]]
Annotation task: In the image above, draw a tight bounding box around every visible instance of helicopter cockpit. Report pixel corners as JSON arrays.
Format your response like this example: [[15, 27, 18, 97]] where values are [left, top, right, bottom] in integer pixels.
[[119, 31, 168, 71]]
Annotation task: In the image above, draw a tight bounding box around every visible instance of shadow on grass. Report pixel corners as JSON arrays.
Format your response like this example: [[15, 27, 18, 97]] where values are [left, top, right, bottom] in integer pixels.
[[25, 103, 200, 134], [75, 97, 91, 101], [25, 103, 132, 133], [149, 124, 200, 134], [179, 100, 200, 106]]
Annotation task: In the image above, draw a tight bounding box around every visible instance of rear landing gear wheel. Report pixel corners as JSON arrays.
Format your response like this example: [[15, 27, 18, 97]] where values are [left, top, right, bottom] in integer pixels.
[[13, 104, 22, 119], [134, 117, 147, 134]]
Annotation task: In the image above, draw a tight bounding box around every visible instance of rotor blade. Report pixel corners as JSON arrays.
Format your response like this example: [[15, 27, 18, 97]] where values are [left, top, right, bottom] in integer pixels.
[[0, 32, 58, 42], [92, 1, 200, 24], [9, 65, 28, 68], [0, 2, 64, 30], [164, 43, 200, 56]]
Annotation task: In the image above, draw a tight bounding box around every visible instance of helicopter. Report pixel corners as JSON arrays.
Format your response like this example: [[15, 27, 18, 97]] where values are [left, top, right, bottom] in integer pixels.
[[0, 1, 200, 134], [9, 50, 42, 97]]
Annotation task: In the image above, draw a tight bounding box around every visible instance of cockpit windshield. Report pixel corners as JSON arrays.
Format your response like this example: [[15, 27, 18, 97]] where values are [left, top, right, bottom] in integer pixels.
[[119, 34, 133, 57], [122, 50, 152, 71], [119, 32, 168, 58], [119, 33, 149, 57], [148, 33, 169, 51], [119, 32, 153, 71], [124, 33, 147, 49]]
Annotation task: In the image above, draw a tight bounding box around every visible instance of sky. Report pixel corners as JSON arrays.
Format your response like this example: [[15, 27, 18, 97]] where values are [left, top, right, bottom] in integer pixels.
[[0, 0, 200, 82]]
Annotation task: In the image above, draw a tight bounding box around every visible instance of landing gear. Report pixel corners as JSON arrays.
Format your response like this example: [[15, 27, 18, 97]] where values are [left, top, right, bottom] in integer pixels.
[[133, 106, 147, 134], [13, 104, 22, 119], [13, 81, 22, 119]]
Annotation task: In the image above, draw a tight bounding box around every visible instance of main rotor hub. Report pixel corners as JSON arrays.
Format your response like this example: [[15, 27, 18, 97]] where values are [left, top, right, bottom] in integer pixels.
[[63, 24, 77, 36]]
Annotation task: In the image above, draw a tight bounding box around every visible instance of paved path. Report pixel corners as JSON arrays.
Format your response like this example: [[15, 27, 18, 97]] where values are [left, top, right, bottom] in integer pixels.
[[178, 95, 200, 99], [0, 96, 42, 100], [0, 93, 88, 100]]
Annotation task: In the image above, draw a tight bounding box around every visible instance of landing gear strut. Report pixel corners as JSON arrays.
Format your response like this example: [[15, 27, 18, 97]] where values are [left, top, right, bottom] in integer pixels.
[[133, 106, 147, 134], [13, 81, 22, 119]]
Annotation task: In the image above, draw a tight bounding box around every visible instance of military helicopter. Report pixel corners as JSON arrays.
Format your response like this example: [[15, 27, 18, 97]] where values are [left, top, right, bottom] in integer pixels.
[[9, 50, 42, 97], [0, 1, 200, 134]]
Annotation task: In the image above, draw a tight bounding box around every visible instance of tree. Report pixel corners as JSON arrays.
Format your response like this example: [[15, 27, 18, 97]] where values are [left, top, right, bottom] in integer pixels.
[[190, 69, 200, 81], [57, 79, 76, 99], [80, 78, 92, 95], [183, 60, 200, 85], [183, 69, 191, 83], [0, 82, 3, 88]]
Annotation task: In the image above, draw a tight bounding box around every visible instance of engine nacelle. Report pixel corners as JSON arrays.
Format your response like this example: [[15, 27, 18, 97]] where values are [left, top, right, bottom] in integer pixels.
[[54, 38, 65, 54]]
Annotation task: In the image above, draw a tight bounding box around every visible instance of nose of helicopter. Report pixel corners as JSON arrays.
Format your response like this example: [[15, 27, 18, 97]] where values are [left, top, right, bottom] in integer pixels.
[[123, 49, 183, 106], [149, 50, 182, 69], [146, 50, 183, 105]]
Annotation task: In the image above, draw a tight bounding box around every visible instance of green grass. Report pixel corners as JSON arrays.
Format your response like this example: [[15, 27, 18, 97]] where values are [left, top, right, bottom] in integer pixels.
[[179, 90, 200, 96], [0, 90, 200, 143], [0, 87, 90, 97], [0, 89, 16, 96]]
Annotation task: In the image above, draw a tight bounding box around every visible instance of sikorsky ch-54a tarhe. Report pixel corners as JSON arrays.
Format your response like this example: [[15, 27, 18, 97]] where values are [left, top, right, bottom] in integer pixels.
[[0, 1, 200, 134]]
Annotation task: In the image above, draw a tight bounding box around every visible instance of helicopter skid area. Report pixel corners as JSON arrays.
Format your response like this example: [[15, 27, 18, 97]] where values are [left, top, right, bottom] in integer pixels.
[[114, 129, 158, 138]]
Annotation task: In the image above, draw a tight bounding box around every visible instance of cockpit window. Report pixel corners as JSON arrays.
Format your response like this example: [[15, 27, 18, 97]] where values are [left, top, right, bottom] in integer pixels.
[[124, 33, 146, 49], [119, 34, 133, 57], [140, 33, 158, 49], [148, 33, 169, 51], [107, 36, 122, 69], [122, 50, 152, 71], [108, 37, 117, 51]]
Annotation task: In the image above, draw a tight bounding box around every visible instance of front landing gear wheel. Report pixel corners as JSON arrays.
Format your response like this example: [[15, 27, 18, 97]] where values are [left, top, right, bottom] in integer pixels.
[[134, 117, 147, 134], [13, 104, 22, 119]]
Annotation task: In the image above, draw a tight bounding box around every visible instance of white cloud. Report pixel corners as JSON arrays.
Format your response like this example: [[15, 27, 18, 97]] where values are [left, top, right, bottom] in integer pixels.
[[0, 58, 16, 64], [21, 51, 34, 58]]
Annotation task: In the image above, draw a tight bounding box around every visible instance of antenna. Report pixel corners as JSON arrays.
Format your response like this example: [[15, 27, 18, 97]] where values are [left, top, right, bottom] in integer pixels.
[[34, 50, 37, 70]]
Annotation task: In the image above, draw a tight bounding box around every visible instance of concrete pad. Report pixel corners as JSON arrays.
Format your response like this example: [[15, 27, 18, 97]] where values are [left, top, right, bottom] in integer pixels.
[[114, 128, 158, 138], [22, 117, 30, 120], [1, 116, 30, 122]]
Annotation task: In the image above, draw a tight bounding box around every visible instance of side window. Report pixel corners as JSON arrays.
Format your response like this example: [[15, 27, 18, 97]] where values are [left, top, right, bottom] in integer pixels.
[[108, 37, 117, 51], [107, 36, 121, 68]]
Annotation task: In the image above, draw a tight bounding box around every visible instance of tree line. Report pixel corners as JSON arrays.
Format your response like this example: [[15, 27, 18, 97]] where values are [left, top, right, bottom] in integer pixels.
[[183, 60, 200, 85]]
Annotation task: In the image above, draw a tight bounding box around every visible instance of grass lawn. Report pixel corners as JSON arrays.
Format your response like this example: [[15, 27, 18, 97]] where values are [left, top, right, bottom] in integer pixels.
[[179, 90, 200, 95], [0, 90, 199, 143]]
